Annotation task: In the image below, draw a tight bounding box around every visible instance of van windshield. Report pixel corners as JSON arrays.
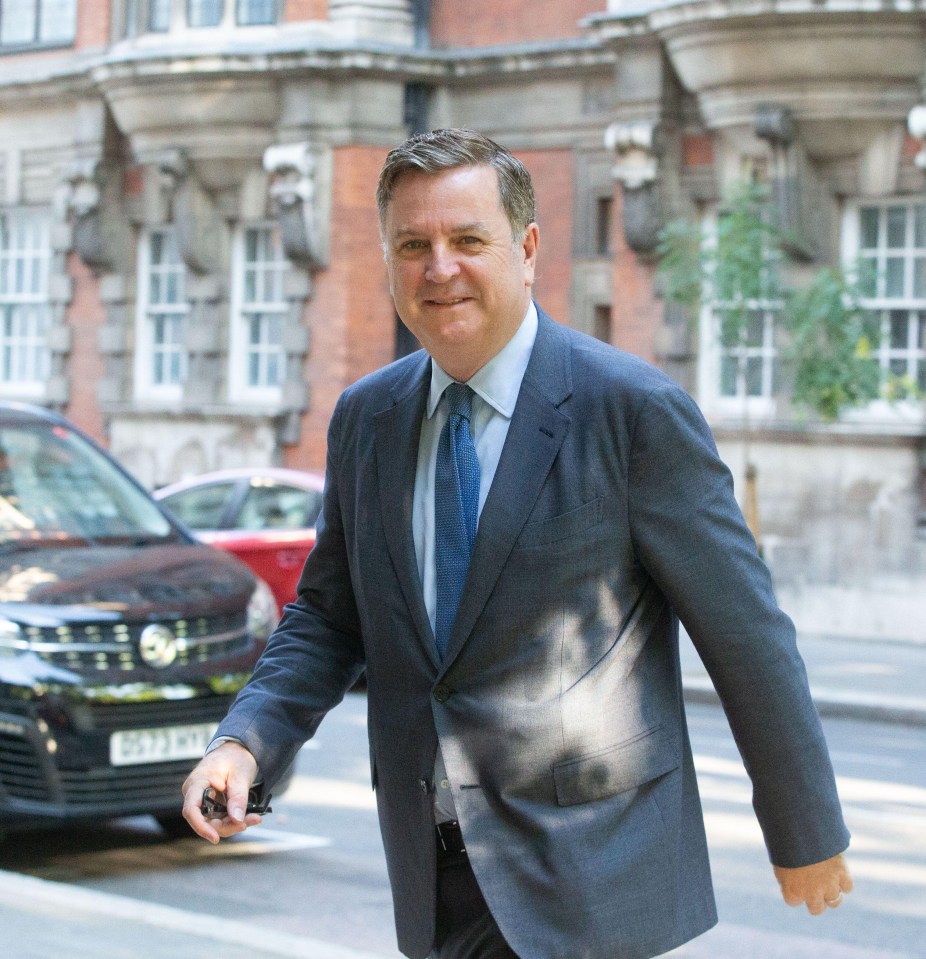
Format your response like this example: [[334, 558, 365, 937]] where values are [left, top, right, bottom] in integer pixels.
[[0, 422, 174, 547]]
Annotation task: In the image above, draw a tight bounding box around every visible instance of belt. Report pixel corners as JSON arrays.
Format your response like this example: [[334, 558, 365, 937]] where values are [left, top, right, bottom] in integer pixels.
[[435, 819, 466, 857]]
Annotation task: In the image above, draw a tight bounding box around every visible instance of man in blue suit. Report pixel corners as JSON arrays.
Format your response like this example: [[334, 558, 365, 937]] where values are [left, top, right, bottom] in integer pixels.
[[182, 129, 852, 959]]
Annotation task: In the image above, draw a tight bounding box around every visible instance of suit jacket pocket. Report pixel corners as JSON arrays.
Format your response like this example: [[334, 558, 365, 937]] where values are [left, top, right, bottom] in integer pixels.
[[517, 497, 604, 548], [553, 725, 677, 807]]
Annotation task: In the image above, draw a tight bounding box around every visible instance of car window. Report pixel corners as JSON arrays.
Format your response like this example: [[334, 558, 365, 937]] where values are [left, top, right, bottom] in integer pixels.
[[0, 423, 173, 545], [159, 483, 238, 531], [235, 482, 322, 531]]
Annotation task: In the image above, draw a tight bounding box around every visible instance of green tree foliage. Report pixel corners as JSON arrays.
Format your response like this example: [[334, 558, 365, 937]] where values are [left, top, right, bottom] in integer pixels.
[[785, 269, 881, 421], [657, 182, 882, 421]]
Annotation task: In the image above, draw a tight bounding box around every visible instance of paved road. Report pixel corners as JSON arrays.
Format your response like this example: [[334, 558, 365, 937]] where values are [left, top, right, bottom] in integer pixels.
[[2, 631, 925, 959]]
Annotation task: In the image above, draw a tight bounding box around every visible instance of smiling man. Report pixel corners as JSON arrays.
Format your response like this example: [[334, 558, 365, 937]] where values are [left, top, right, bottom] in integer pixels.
[[182, 129, 852, 959]]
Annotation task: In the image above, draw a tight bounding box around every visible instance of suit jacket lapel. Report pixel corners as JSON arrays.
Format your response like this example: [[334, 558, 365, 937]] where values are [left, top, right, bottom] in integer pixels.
[[373, 354, 440, 668], [442, 310, 573, 667]]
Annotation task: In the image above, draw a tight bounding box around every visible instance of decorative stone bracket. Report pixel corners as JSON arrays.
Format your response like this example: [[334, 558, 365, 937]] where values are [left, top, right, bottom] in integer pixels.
[[63, 158, 131, 274], [153, 149, 225, 276], [605, 120, 662, 255], [753, 103, 817, 262], [263, 142, 329, 270]]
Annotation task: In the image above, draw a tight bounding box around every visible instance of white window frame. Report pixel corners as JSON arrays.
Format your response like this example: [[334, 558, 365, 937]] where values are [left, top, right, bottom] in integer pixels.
[[125, 0, 278, 33], [0, 0, 76, 47], [228, 224, 288, 406], [134, 227, 189, 404], [696, 209, 782, 420], [0, 209, 51, 399], [841, 196, 926, 421]]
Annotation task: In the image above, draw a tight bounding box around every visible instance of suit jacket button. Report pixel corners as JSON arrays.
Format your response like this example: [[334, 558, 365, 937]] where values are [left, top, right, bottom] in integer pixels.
[[433, 683, 452, 703]]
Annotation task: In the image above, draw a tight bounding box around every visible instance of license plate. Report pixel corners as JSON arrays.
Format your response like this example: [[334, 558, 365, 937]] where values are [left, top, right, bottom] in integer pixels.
[[110, 722, 219, 767]]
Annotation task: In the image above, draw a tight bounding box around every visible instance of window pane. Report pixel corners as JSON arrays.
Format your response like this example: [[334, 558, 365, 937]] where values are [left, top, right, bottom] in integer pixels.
[[914, 257, 926, 299], [143, 228, 188, 391], [188, 0, 223, 27], [745, 358, 763, 397], [860, 207, 879, 249], [1, 0, 37, 44], [745, 310, 764, 346], [885, 258, 905, 297], [149, 0, 171, 30], [890, 312, 909, 350], [719, 355, 738, 397], [237, 0, 276, 25], [39, 0, 76, 42], [886, 207, 907, 248], [0, 211, 51, 387], [858, 256, 878, 298], [915, 205, 926, 248], [160, 483, 237, 530]]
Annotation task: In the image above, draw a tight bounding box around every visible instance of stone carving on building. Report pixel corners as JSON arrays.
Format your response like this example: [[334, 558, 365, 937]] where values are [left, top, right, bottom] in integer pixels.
[[605, 119, 662, 255], [753, 103, 818, 262], [263, 142, 328, 270], [64, 158, 132, 274], [154, 150, 225, 276]]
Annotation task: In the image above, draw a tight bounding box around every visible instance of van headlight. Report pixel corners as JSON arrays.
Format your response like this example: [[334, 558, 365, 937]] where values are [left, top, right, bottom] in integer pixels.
[[246, 578, 278, 642], [0, 619, 24, 659]]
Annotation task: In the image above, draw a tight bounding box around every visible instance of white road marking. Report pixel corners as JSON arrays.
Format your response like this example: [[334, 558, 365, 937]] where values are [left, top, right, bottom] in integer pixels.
[[0, 869, 395, 959]]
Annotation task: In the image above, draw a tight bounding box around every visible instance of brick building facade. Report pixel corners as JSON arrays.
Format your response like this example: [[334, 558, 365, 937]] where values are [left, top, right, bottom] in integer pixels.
[[1, 0, 925, 639]]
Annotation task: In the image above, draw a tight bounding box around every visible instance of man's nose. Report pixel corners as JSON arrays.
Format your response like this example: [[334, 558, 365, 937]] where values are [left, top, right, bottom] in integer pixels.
[[424, 244, 459, 283]]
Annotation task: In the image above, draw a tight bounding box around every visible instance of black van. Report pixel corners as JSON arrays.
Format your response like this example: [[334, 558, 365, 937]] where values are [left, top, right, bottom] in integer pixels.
[[0, 402, 285, 837]]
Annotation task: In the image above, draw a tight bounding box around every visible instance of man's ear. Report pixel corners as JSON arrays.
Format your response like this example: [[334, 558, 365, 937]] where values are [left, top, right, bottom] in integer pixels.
[[522, 223, 539, 285]]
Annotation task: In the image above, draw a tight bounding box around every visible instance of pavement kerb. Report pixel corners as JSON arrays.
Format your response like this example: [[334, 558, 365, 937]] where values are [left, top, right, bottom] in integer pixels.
[[682, 676, 926, 728], [0, 869, 395, 959]]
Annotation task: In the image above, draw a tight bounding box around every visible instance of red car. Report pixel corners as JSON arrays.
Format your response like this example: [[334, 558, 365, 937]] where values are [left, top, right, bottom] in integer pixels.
[[155, 468, 324, 615]]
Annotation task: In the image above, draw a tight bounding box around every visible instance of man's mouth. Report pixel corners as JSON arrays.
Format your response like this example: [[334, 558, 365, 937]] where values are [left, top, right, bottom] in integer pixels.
[[427, 298, 468, 305]]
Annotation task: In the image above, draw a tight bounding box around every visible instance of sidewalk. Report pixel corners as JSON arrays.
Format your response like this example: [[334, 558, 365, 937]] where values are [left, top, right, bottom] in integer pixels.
[[2, 631, 924, 958], [681, 629, 926, 727]]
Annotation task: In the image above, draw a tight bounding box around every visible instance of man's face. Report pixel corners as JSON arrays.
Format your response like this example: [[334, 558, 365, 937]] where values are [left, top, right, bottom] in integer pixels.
[[382, 164, 539, 382]]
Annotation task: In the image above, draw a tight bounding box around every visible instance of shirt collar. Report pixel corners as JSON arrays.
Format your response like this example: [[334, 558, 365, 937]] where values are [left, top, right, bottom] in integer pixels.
[[427, 302, 539, 419]]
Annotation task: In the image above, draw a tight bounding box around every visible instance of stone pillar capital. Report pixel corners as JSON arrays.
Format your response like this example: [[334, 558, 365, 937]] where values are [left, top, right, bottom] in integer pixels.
[[605, 120, 660, 190]]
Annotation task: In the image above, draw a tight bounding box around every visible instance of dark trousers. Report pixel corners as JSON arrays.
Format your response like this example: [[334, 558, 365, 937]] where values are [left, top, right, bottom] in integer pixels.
[[432, 850, 519, 959]]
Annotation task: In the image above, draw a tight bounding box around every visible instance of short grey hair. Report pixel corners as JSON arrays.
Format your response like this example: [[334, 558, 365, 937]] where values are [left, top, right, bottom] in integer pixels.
[[376, 128, 536, 239]]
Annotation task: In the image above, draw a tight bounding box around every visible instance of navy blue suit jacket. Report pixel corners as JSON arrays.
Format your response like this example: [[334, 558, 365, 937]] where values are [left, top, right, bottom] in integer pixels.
[[217, 307, 849, 959]]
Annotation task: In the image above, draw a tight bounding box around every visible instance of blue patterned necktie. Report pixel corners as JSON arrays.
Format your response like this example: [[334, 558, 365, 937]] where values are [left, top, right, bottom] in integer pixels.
[[434, 382, 480, 660]]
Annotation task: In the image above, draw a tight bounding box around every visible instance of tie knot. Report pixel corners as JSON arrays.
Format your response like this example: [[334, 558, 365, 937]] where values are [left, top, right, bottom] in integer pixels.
[[444, 382, 473, 421]]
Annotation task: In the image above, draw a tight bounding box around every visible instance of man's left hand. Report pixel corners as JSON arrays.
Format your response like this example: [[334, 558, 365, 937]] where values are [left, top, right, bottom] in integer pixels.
[[773, 852, 853, 915]]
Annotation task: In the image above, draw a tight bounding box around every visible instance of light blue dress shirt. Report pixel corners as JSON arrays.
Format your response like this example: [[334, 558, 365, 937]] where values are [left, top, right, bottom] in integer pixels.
[[413, 302, 539, 821]]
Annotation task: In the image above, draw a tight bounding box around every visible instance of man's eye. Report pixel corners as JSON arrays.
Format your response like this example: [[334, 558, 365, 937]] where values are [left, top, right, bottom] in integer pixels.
[[459, 236, 482, 246], [400, 240, 426, 252]]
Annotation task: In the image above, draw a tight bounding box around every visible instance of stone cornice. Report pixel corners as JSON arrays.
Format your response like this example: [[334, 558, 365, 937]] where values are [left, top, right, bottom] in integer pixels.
[[586, 0, 926, 36], [89, 37, 615, 87]]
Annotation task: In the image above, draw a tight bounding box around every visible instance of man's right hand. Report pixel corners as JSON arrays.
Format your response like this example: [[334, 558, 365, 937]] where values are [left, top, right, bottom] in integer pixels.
[[181, 740, 262, 844]]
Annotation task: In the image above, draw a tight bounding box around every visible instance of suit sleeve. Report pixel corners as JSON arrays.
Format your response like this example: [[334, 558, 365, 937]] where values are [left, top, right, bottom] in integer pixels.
[[213, 394, 366, 788], [627, 382, 850, 868]]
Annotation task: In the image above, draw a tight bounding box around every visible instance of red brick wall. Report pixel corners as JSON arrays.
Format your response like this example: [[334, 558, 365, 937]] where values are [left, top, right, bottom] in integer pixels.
[[519, 149, 573, 326], [611, 185, 661, 363], [430, 0, 605, 47], [285, 0, 328, 21], [76, 0, 111, 49], [285, 146, 395, 470], [64, 252, 107, 444]]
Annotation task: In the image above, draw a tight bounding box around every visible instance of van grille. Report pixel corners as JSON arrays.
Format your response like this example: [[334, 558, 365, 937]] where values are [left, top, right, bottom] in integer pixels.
[[0, 731, 50, 802], [20, 612, 250, 673]]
